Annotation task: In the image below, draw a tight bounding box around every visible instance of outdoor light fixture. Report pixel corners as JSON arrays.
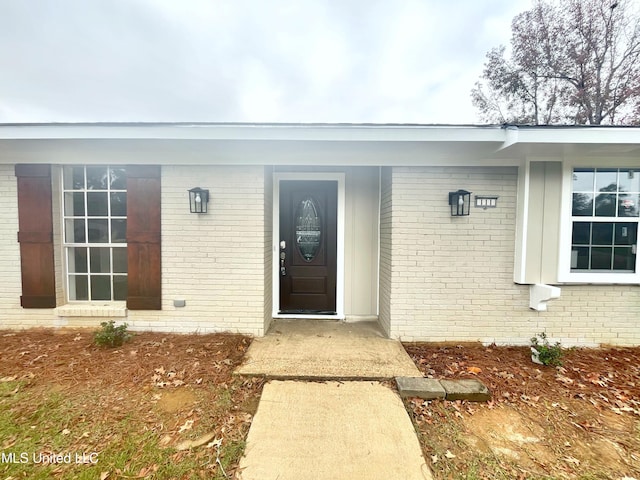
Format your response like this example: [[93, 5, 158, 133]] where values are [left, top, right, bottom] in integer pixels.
[[188, 187, 209, 213], [448, 189, 471, 216]]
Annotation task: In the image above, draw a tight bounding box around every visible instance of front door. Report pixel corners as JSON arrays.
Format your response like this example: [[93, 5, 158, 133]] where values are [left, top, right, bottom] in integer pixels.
[[279, 180, 337, 314]]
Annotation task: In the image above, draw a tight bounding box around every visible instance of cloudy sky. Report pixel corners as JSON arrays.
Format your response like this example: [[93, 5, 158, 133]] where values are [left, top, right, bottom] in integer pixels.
[[0, 0, 532, 124]]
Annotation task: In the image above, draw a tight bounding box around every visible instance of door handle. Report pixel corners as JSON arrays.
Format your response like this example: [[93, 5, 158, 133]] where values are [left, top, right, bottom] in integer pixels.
[[280, 242, 286, 275]]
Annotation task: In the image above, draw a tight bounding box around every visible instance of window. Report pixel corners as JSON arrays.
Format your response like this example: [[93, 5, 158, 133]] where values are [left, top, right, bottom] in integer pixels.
[[570, 168, 638, 274], [62, 166, 127, 301]]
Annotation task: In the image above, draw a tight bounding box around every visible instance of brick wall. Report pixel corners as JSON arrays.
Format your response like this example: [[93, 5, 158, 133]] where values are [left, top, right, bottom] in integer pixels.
[[378, 167, 392, 336], [51, 167, 66, 306], [263, 166, 273, 333], [547, 286, 640, 346], [144, 165, 267, 334], [385, 166, 640, 346], [0, 165, 23, 323]]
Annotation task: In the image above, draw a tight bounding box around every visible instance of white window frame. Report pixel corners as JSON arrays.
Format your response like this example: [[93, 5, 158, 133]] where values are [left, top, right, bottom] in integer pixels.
[[61, 165, 128, 302], [558, 159, 640, 284]]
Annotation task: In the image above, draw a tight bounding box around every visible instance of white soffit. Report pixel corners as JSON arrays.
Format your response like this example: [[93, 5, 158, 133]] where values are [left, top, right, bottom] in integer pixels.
[[0, 123, 507, 166], [0, 123, 639, 165], [493, 126, 640, 159]]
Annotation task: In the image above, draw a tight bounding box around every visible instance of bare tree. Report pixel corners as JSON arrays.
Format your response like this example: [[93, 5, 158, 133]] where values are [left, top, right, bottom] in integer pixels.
[[472, 0, 640, 125]]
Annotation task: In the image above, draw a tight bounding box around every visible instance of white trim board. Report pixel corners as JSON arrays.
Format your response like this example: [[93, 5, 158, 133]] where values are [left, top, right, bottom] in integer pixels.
[[272, 172, 346, 319]]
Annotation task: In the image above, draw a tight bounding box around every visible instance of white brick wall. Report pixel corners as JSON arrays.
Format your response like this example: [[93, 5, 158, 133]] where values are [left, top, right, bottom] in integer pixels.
[[378, 167, 392, 336], [51, 166, 65, 307], [0, 165, 22, 322], [383, 166, 640, 346], [263, 166, 273, 333], [150, 165, 267, 334]]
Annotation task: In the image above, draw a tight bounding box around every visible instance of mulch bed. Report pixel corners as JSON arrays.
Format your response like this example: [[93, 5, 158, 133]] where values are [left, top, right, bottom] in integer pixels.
[[403, 342, 640, 479], [0, 328, 250, 389], [403, 343, 640, 412]]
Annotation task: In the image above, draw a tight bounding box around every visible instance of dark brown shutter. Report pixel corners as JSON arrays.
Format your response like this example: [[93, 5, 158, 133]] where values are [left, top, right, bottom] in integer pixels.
[[15, 164, 56, 308], [126, 165, 161, 310]]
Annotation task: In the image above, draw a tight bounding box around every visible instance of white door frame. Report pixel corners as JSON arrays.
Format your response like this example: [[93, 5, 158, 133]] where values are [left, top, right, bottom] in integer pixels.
[[272, 172, 345, 319]]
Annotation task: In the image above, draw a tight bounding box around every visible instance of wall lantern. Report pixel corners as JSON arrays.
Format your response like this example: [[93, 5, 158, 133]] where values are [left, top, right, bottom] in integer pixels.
[[188, 187, 209, 213], [448, 189, 471, 216]]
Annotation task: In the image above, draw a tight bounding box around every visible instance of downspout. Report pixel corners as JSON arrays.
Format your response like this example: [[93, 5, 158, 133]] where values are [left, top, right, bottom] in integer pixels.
[[495, 124, 519, 153]]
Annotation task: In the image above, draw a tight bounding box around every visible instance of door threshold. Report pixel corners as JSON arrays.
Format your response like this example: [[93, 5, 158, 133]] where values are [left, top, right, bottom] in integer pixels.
[[279, 310, 337, 315], [274, 313, 345, 320]]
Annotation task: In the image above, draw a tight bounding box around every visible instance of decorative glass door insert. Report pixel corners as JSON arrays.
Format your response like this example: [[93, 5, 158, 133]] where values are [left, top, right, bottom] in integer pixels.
[[295, 197, 322, 262]]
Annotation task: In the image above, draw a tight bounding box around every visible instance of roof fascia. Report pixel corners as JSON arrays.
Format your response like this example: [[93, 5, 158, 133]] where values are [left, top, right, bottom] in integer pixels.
[[0, 123, 507, 143], [515, 126, 640, 144]]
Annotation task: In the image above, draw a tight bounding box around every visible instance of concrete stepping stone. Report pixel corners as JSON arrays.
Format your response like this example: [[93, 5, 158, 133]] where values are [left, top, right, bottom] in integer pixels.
[[439, 379, 491, 402], [396, 377, 446, 399], [396, 377, 491, 402]]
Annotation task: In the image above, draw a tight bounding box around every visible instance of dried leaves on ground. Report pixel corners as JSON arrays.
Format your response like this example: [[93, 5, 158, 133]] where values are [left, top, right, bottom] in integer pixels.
[[404, 343, 640, 480], [0, 329, 263, 480]]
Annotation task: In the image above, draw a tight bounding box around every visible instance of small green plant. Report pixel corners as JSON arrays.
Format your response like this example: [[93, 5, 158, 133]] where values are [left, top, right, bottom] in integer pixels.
[[530, 332, 563, 366], [94, 320, 132, 348]]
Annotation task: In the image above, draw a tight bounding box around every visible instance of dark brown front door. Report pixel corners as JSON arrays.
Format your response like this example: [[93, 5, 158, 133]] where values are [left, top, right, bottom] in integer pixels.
[[279, 180, 337, 314]]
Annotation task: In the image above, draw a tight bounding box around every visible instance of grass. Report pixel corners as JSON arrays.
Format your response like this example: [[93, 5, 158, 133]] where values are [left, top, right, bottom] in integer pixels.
[[449, 456, 519, 480], [0, 383, 249, 480], [0, 330, 259, 480]]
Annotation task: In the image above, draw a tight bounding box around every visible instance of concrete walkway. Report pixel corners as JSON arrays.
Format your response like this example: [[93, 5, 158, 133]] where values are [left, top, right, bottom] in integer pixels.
[[235, 320, 432, 479], [235, 319, 422, 379], [238, 380, 432, 480]]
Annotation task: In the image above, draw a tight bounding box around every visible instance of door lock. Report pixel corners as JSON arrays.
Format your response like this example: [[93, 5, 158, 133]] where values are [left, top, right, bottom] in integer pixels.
[[280, 241, 286, 275]]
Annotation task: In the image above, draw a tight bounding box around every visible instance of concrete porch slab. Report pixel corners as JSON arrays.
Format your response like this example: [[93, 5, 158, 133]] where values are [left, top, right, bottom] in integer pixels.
[[234, 319, 422, 379], [238, 380, 432, 480]]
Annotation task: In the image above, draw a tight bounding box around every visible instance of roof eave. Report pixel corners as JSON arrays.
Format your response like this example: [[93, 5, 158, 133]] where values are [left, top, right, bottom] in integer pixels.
[[0, 123, 507, 143]]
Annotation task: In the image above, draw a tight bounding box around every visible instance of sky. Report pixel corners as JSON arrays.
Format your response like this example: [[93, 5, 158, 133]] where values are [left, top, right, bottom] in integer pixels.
[[0, 0, 533, 125]]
